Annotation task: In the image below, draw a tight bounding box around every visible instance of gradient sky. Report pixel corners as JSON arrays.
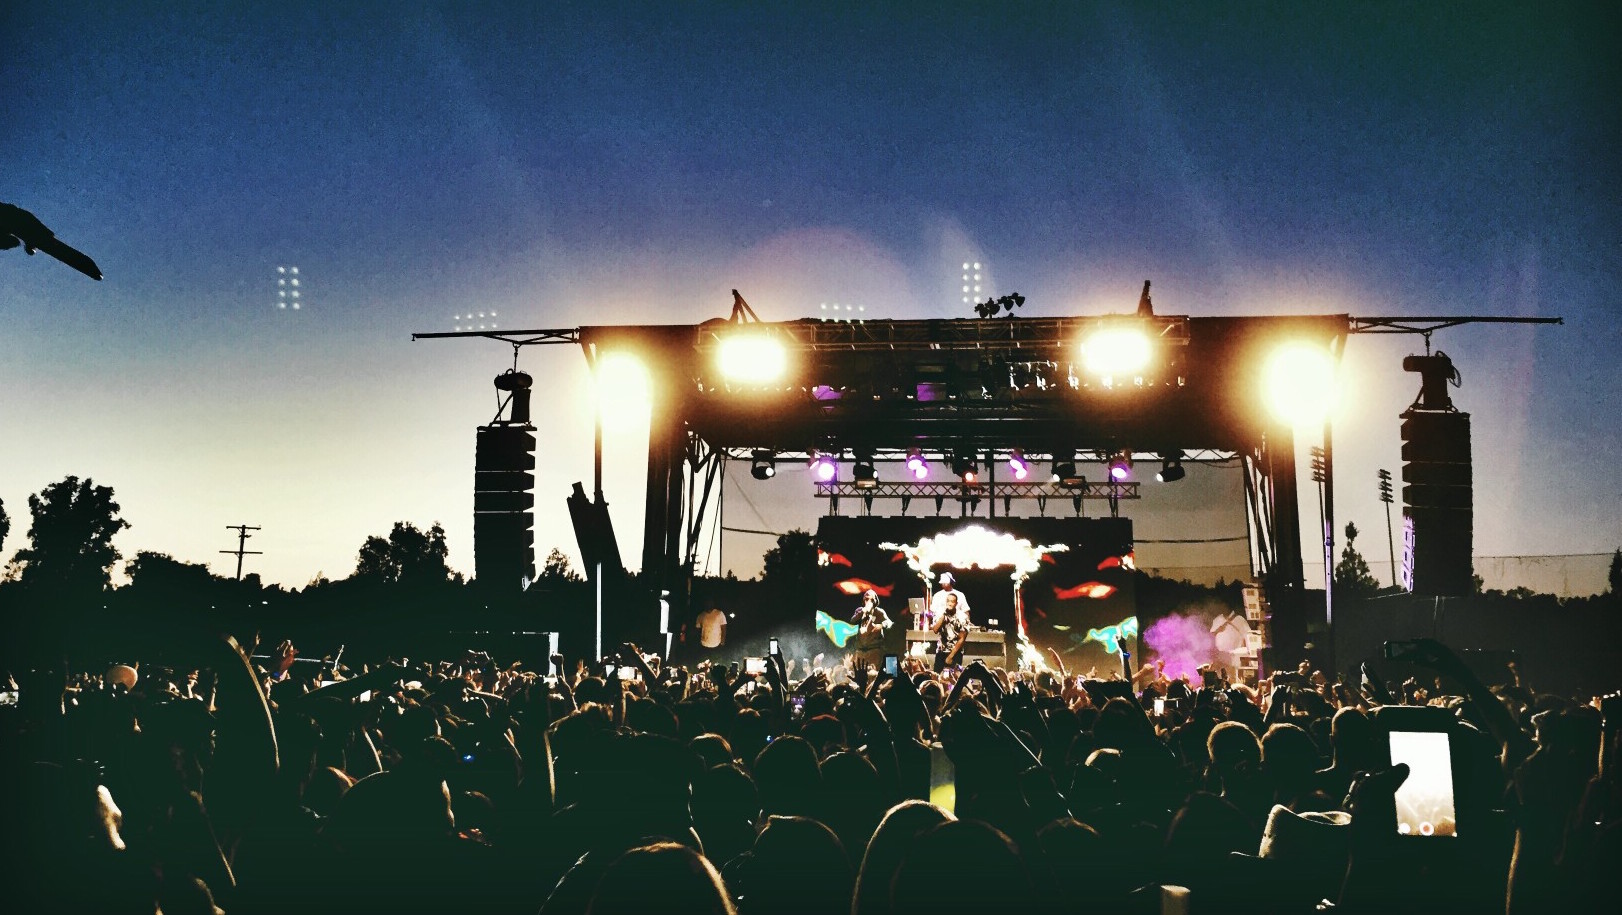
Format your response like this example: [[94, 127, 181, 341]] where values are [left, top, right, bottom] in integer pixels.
[[3, 1, 1618, 591]]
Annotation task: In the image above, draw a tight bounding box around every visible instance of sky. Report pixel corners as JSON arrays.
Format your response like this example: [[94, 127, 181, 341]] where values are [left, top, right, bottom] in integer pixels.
[[2, 1, 1618, 593]]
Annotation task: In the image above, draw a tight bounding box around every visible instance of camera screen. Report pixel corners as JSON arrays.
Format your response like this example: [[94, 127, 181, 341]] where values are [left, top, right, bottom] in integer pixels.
[[744, 657, 768, 676], [884, 654, 899, 676], [1389, 730, 1457, 837]]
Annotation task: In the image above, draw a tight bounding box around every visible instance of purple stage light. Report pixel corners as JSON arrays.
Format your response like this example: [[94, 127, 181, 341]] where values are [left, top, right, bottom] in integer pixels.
[[906, 450, 928, 479], [811, 454, 838, 482], [1008, 451, 1030, 480]]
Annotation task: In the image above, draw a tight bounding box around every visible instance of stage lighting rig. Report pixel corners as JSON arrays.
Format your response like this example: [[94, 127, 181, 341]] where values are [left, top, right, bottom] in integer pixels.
[[750, 450, 777, 480], [1156, 452, 1185, 483], [852, 457, 878, 489], [716, 331, 788, 384], [952, 450, 980, 486], [1264, 341, 1338, 427], [810, 452, 838, 483], [1107, 451, 1133, 482], [905, 448, 929, 480], [1007, 450, 1031, 480], [1053, 453, 1084, 488]]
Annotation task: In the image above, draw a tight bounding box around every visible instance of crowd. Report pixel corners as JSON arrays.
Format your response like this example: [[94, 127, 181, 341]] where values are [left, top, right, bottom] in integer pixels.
[[2, 632, 1618, 914]]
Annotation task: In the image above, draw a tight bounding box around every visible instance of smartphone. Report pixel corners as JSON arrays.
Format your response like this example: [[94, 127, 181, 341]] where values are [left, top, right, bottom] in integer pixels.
[[790, 695, 807, 720], [1389, 729, 1458, 836], [883, 654, 899, 677], [1384, 639, 1424, 662], [358, 690, 373, 703], [769, 637, 780, 657], [745, 657, 767, 676], [1153, 697, 1166, 715]]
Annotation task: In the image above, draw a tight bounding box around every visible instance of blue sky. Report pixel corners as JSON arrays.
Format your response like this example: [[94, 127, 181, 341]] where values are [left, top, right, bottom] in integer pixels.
[[3, 1, 1617, 588]]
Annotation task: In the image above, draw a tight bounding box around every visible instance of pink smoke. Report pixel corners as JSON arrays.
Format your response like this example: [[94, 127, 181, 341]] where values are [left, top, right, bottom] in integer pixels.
[[1142, 613, 1220, 682]]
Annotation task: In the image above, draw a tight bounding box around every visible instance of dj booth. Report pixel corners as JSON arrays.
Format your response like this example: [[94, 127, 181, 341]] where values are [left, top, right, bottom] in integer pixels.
[[903, 629, 1013, 666]]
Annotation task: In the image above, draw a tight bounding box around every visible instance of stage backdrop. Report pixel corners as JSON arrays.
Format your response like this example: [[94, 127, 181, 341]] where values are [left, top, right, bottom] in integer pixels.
[[814, 516, 1137, 673]]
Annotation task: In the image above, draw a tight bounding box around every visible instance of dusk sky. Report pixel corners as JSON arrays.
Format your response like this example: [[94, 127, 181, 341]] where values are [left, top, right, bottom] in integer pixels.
[[3, 1, 1617, 592]]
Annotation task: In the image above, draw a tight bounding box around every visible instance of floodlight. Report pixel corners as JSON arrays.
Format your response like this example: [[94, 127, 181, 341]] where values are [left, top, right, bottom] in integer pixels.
[[952, 451, 979, 486], [751, 450, 777, 480], [1156, 452, 1185, 483], [1264, 342, 1339, 426], [717, 333, 788, 383], [905, 448, 929, 480], [595, 352, 652, 430], [1080, 326, 1153, 379], [853, 459, 877, 489], [810, 453, 838, 482], [1107, 452, 1133, 481], [1007, 450, 1030, 480]]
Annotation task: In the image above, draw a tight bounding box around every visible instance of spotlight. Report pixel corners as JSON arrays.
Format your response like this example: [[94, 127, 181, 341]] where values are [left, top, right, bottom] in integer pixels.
[[1053, 453, 1084, 488], [1107, 452, 1133, 482], [1264, 342, 1339, 427], [952, 451, 980, 486], [750, 450, 777, 480], [853, 459, 877, 489], [1005, 447, 1031, 480], [1080, 325, 1152, 380], [1156, 451, 1185, 483], [810, 452, 838, 482], [905, 448, 929, 480], [717, 333, 788, 383]]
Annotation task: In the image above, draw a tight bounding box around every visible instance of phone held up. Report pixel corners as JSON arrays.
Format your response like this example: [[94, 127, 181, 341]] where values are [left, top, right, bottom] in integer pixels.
[[1373, 705, 1463, 839]]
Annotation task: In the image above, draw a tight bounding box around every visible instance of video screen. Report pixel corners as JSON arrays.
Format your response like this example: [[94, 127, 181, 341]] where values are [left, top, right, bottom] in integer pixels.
[[1389, 730, 1458, 837]]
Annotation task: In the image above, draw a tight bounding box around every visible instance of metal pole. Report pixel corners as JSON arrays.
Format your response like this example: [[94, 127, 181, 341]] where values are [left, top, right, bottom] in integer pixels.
[[595, 562, 603, 662]]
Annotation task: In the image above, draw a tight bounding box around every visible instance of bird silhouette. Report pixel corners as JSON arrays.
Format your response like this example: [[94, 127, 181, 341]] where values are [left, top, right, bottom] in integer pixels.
[[1, 202, 103, 280]]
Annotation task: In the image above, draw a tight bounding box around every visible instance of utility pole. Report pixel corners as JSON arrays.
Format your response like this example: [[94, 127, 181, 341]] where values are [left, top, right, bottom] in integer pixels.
[[221, 525, 263, 580], [1378, 469, 1396, 587]]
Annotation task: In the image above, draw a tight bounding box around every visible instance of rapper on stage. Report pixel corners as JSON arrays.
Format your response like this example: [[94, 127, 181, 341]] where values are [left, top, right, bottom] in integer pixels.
[[850, 589, 891, 667], [930, 573, 973, 672]]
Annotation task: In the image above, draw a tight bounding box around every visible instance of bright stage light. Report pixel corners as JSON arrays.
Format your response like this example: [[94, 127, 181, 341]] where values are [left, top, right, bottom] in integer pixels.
[[1107, 452, 1133, 481], [905, 449, 929, 480], [1080, 326, 1152, 379], [750, 450, 777, 480], [595, 352, 652, 429], [1264, 342, 1339, 427], [810, 453, 838, 482], [1007, 450, 1030, 480], [717, 333, 788, 383]]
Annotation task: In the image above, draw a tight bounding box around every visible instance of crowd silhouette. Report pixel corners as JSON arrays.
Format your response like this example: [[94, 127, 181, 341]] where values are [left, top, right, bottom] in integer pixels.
[[3, 633, 1617, 914]]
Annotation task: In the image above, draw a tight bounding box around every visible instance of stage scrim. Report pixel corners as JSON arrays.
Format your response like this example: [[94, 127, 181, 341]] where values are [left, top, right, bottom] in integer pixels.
[[815, 516, 1136, 672]]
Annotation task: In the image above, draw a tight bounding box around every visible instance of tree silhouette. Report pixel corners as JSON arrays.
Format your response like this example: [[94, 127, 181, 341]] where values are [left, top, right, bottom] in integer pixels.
[[1609, 549, 1621, 595], [759, 529, 818, 623], [0, 496, 9, 554], [539, 547, 582, 582], [1333, 521, 1380, 599], [353, 521, 453, 585], [11, 476, 130, 596]]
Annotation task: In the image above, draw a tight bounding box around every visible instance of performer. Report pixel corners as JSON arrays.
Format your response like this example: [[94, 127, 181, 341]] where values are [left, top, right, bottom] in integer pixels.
[[929, 571, 972, 621], [932, 589, 972, 673], [850, 589, 892, 667]]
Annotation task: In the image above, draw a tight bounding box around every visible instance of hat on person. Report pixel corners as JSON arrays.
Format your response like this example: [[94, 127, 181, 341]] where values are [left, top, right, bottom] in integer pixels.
[[938, 572, 955, 585], [1235, 804, 1353, 905]]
